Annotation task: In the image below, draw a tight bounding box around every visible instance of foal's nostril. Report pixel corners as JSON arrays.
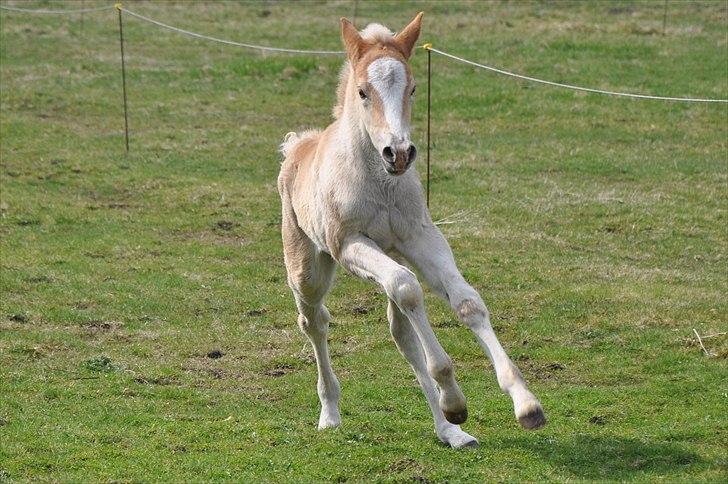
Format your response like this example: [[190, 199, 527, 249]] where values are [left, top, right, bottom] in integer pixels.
[[382, 146, 395, 163], [407, 144, 417, 163]]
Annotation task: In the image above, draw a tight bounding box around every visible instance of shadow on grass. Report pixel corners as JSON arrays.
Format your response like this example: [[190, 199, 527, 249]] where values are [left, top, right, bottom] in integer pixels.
[[502, 434, 705, 480]]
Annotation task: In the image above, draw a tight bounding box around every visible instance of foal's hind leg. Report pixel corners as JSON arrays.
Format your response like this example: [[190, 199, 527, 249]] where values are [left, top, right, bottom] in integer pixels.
[[281, 203, 340, 429], [293, 289, 341, 429], [388, 299, 478, 448]]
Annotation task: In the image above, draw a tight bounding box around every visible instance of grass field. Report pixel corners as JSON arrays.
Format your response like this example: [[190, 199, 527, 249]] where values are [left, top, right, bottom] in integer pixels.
[[1, 0, 727, 481]]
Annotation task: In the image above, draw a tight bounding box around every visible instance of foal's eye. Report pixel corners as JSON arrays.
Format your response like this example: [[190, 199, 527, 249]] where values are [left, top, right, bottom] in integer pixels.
[[358, 89, 368, 100], [411, 86, 416, 96]]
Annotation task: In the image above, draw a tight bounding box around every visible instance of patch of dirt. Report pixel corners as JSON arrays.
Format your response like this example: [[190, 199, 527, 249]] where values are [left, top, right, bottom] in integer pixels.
[[589, 415, 607, 425], [264, 363, 295, 377], [434, 319, 459, 328], [83, 250, 108, 259], [84, 320, 124, 332], [80, 320, 125, 340], [17, 218, 40, 226], [386, 458, 430, 482], [134, 376, 178, 386], [183, 364, 226, 381], [106, 202, 131, 209], [85, 187, 135, 211], [245, 308, 267, 317], [212, 220, 240, 235], [173, 229, 248, 247], [26, 275, 51, 284], [206, 368, 224, 379], [206, 350, 224, 359], [387, 458, 422, 473], [214, 220, 238, 231], [516, 356, 568, 381], [351, 305, 370, 315]]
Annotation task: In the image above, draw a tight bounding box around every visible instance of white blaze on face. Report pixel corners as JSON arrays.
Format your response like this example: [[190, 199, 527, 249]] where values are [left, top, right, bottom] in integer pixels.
[[367, 57, 408, 139]]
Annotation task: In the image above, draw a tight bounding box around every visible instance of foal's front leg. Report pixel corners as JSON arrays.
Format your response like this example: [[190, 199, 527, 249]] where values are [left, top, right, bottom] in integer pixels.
[[400, 226, 546, 430], [337, 235, 468, 424], [388, 299, 478, 448]]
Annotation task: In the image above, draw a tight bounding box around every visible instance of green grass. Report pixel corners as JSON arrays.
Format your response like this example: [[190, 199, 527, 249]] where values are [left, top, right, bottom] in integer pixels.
[[1, 0, 727, 481]]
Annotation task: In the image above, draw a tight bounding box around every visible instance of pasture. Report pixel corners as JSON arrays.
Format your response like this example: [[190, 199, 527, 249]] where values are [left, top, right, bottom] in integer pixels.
[[1, 0, 726, 481]]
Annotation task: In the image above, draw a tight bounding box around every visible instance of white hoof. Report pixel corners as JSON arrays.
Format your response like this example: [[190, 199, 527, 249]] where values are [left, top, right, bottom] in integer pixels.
[[317, 409, 341, 430], [437, 424, 479, 449]]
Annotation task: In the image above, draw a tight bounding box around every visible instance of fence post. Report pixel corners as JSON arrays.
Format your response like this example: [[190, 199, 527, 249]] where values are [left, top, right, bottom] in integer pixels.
[[116, 3, 130, 152], [425, 43, 432, 208]]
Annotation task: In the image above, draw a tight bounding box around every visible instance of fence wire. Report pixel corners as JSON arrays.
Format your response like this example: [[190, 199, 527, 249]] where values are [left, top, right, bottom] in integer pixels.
[[1, 3, 726, 104], [120, 7, 345, 56], [0, 4, 113, 14], [426, 46, 727, 103]]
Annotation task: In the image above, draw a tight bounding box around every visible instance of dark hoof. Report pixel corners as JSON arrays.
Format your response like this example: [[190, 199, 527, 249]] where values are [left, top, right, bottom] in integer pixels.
[[443, 407, 468, 425], [518, 406, 546, 430]]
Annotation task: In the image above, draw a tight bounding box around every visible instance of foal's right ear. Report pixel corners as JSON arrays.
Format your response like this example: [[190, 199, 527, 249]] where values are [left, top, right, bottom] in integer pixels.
[[341, 17, 366, 63]]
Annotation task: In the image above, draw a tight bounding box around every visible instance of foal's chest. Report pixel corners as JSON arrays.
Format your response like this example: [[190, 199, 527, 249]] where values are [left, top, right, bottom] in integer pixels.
[[360, 200, 422, 252], [325, 167, 425, 254]]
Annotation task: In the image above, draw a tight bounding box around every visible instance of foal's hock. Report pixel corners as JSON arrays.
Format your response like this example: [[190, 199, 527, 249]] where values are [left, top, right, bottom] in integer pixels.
[[277, 13, 545, 449]]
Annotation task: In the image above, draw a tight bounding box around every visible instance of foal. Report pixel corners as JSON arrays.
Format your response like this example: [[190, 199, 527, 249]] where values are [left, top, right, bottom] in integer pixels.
[[278, 13, 545, 448]]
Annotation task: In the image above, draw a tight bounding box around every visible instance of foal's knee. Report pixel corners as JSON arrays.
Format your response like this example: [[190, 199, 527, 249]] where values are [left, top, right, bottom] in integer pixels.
[[454, 291, 490, 328], [387, 268, 424, 313], [297, 305, 330, 336]]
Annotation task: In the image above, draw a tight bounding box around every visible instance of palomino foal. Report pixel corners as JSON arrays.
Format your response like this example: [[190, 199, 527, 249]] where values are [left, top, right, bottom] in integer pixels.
[[278, 13, 545, 448]]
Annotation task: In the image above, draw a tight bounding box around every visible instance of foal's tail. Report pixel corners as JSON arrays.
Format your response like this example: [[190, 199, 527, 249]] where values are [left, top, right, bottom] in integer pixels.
[[279, 130, 320, 159]]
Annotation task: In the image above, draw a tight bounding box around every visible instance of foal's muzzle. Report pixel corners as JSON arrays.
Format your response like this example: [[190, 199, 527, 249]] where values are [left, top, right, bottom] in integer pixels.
[[382, 144, 417, 175]]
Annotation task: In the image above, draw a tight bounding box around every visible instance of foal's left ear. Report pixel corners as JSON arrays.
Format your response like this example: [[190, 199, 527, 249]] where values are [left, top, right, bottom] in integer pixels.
[[395, 12, 424, 59]]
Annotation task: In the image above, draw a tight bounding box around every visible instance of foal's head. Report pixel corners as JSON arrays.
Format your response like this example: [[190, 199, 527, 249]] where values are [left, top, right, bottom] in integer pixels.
[[341, 13, 423, 176]]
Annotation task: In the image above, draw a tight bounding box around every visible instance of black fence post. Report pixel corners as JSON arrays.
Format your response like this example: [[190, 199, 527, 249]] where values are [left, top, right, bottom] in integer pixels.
[[116, 3, 130, 152], [425, 44, 432, 208]]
